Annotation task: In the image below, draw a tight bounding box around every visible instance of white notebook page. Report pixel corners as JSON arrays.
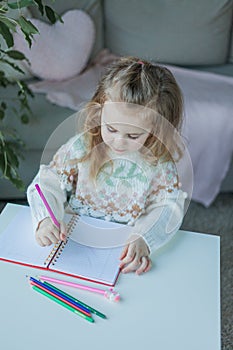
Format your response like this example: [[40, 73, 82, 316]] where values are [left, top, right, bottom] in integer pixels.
[[51, 239, 123, 284], [0, 204, 51, 266], [0, 204, 128, 285], [67, 214, 131, 248], [52, 214, 130, 284]]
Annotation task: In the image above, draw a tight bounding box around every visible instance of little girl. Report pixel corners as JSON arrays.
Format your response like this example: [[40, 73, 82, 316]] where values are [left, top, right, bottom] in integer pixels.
[[27, 57, 188, 275]]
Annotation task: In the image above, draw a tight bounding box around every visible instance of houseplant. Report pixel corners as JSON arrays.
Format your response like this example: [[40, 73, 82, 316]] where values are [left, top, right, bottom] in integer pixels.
[[0, 0, 60, 191]]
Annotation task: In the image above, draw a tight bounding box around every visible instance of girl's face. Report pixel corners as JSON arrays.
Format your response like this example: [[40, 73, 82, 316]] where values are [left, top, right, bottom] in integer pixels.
[[101, 102, 153, 154]]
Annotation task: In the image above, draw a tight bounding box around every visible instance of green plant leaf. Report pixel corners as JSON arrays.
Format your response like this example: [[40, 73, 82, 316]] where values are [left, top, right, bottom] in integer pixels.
[[1, 102, 6, 109], [5, 146, 19, 168], [0, 134, 25, 190], [18, 16, 39, 35], [8, 0, 35, 9], [0, 161, 25, 191], [0, 156, 7, 177], [0, 7, 8, 16], [0, 0, 57, 191], [0, 71, 13, 87], [0, 70, 5, 79], [0, 15, 17, 32], [17, 80, 34, 98], [33, 0, 44, 16], [0, 21, 14, 47], [56, 13, 64, 24], [45, 5, 56, 24], [0, 108, 5, 120], [5, 50, 27, 60], [20, 113, 29, 124], [17, 16, 39, 47], [0, 57, 25, 74], [10, 177, 25, 191], [0, 153, 5, 173]]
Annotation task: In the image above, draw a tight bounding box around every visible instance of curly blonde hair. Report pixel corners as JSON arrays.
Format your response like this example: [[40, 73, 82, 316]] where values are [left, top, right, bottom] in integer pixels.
[[77, 56, 184, 179]]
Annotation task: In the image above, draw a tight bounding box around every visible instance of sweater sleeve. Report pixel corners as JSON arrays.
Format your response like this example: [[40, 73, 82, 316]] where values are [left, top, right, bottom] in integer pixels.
[[27, 134, 85, 233], [130, 160, 187, 254]]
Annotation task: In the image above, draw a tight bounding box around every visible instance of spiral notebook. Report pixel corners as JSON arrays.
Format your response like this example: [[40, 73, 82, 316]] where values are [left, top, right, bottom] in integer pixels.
[[0, 203, 131, 286]]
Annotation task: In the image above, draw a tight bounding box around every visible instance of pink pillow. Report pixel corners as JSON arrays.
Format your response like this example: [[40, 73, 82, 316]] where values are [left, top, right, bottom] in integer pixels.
[[13, 10, 95, 81]]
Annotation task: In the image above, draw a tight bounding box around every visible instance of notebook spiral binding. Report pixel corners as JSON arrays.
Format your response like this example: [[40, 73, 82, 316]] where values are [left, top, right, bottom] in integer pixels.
[[43, 215, 79, 266]]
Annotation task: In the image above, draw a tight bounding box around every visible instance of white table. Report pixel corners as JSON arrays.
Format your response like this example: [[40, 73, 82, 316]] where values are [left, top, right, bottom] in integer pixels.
[[0, 230, 220, 350]]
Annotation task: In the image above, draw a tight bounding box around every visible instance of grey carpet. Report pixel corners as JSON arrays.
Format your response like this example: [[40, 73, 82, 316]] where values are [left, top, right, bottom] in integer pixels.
[[0, 192, 232, 349]]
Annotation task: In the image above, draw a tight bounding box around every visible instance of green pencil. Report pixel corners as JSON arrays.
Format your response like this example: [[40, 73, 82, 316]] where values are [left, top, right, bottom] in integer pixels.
[[43, 281, 107, 319], [32, 285, 94, 323]]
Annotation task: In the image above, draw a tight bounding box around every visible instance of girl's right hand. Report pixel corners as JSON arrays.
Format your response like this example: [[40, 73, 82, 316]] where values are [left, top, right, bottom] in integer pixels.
[[35, 217, 67, 246]]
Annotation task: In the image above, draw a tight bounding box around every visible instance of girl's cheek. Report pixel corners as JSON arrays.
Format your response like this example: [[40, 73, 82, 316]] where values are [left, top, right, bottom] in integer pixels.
[[101, 130, 109, 144]]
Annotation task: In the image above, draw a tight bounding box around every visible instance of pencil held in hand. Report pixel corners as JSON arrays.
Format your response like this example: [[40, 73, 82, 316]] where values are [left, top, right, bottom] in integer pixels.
[[35, 184, 67, 245], [35, 184, 60, 228], [35, 217, 67, 246]]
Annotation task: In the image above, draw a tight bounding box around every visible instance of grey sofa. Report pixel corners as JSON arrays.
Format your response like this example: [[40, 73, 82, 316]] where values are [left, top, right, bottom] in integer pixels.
[[1, 0, 233, 201]]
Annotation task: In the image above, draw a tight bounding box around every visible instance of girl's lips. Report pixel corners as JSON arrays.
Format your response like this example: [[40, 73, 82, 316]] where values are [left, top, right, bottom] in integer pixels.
[[114, 148, 125, 153]]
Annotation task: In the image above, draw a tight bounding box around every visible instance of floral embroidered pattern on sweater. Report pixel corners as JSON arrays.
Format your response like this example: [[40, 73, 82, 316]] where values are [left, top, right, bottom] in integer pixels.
[[48, 134, 179, 224], [27, 133, 186, 254], [68, 156, 151, 223]]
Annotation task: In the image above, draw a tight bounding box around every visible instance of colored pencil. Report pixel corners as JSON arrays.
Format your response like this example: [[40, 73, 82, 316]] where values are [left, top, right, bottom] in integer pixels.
[[39, 275, 120, 302], [29, 277, 91, 317], [31, 285, 94, 323], [35, 183, 60, 228], [43, 280, 107, 319]]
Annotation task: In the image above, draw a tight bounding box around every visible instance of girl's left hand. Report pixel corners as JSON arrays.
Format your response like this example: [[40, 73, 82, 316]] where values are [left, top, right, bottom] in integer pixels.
[[119, 234, 152, 275]]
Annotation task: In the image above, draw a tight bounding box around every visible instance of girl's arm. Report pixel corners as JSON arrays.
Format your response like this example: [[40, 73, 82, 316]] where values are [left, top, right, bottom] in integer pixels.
[[27, 166, 67, 233], [27, 134, 83, 233], [130, 188, 187, 254], [130, 160, 187, 255], [119, 160, 187, 274], [119, 189, 186, 274]]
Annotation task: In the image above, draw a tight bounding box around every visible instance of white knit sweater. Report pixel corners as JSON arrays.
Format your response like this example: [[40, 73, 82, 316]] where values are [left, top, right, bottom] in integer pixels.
[[27, 134, 187, 254]]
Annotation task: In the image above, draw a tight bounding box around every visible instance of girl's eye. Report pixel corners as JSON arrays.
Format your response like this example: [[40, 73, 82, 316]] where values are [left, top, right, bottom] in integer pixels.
[[107, 125, 117, 133], [128, 134, 139, 140]]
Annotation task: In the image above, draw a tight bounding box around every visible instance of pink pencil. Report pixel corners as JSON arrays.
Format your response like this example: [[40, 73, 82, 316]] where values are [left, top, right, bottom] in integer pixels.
[[35, 183, 60, 228], [39, 275, 120, 302]]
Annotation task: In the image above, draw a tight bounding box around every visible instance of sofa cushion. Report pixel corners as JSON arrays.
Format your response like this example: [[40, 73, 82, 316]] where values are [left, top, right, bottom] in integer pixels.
[[13, 10, 95, 81], [104, 0, 233, 66], [29, 0, 104, 60], [189, 63, 233, 77]]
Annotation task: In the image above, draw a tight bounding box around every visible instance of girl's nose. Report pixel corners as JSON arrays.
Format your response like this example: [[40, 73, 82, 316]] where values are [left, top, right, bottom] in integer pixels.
[[114, 136, 127, 147]]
